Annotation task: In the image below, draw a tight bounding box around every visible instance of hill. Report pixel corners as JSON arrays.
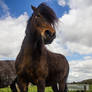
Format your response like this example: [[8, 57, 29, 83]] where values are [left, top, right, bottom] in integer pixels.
[[70, 79, 92, 84], [80, 79, 92, 84]]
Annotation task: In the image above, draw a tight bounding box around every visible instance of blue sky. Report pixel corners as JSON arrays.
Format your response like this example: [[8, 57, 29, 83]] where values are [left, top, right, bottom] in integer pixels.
[[0, 0, 70, 18], [0, 0, 92, 82]]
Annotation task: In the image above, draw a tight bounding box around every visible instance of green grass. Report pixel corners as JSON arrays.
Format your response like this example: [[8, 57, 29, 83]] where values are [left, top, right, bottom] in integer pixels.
[[0, 85, 92, 92], [0, 87, 11, 92], [0, 86, 53, 92], [28, 86, 53, 92]]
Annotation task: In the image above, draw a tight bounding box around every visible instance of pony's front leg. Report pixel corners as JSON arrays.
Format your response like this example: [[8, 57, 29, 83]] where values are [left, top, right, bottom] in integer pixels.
[[17, 78, 28, 92], [59, 80, 66, 92], [37, 78, 45, 92]]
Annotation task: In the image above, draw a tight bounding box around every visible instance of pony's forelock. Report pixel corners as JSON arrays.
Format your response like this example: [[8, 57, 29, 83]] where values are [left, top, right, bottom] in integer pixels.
[[37, 3, 57, 25]]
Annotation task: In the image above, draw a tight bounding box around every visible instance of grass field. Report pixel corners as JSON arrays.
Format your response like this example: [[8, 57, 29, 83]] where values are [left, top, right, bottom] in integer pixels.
[[0, 86, 53, 92], [0, 85, 92, 92]]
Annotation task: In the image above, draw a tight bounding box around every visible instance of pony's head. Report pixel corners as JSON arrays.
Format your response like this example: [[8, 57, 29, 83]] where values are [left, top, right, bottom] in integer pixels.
[[27, 3, 57, 44]]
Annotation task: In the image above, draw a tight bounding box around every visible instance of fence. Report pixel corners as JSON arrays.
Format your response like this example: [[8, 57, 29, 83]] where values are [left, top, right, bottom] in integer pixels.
[[68, 84, 89, 91]]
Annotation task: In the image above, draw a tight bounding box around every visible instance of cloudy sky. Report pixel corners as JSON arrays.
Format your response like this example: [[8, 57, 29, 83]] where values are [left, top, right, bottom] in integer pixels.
[[0, 0, 92, 82]]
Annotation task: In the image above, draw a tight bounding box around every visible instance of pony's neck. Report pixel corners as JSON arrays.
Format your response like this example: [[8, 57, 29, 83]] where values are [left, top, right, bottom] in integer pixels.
[[31, 29, 43, 49], [24, 27, 44, 57], [26, 23, 43, 47]]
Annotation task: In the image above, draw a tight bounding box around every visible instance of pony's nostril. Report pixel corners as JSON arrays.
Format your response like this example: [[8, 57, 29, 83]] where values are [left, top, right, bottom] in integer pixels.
[[45, 30, 51, 36]]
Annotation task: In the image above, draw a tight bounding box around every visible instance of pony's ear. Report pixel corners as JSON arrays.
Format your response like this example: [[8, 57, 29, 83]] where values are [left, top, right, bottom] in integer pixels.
[[31, 5, 37, 12]]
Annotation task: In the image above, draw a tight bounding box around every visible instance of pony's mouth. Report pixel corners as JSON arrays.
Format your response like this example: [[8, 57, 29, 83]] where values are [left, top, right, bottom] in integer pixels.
[[43, 34, 56, 44]]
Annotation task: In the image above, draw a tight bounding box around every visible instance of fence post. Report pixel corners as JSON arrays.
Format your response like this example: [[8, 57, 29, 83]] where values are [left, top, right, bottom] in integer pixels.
[[84, 85, 86, 92]]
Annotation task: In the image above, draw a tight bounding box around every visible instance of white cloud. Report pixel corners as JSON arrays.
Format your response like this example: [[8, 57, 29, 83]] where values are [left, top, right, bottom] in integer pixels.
[[46, 38, 69, 55], [83, 56, 92, 60], [53, 0, 92, 55], [66, 42, 92, 54], [69, 0, 92, 9], [0, 0, 9, 15], [58, 0, 66, 6], [0, 13, 28, 59], [68, 57, 92, 82]]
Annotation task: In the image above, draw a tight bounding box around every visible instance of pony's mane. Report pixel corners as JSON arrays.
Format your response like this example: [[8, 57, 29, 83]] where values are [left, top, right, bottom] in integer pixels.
[[38, 3, 57, 24]]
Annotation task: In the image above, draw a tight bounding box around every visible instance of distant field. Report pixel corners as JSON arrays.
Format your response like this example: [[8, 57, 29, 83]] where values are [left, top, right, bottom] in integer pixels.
[[0, 85, 92, 92]]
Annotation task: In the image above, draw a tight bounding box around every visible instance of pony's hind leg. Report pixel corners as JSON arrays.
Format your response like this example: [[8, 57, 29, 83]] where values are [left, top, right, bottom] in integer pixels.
[[51, 83, 59, 92]]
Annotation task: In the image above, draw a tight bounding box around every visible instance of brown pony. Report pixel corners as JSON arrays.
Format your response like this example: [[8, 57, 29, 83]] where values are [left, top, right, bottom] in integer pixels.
[[0, 60, 17, 92], [15, 3, 69, 92]]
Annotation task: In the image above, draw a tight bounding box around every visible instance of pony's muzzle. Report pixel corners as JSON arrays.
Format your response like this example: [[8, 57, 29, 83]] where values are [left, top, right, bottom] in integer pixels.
[[44, 30, 56, 44], [45, 30, 56, 38]]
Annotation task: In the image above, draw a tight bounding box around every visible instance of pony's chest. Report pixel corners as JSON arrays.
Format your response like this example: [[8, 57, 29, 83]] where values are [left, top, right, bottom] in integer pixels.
[[26, 60, 48, 81], [26, 63, 47, 76], [25, 67, 41, 85]]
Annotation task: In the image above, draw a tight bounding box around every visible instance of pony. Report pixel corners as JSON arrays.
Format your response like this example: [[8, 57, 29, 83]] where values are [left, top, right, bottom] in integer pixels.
[[15, 3, 69, 92], [0, 60, 17, 92]]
